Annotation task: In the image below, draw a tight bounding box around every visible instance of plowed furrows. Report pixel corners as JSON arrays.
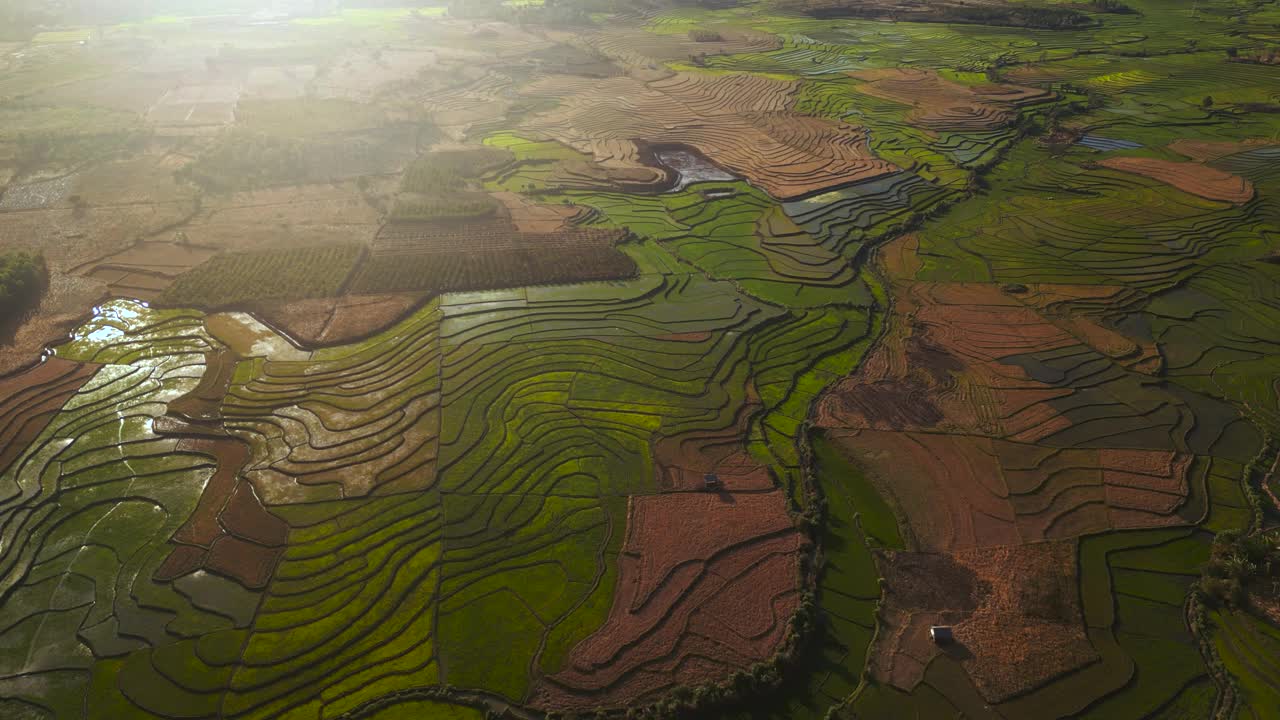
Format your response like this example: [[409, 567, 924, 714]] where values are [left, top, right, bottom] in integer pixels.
[[533, 491, 802, 710]]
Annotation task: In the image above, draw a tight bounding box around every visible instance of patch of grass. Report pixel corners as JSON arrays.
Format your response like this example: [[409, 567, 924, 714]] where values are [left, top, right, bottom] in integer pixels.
[[237, 98, 389, 137]]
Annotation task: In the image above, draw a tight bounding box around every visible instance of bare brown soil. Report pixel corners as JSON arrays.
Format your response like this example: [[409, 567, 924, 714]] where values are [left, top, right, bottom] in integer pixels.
[[157, 435, 288, 590], [249, 293, 427, 347], [180, 182, 382, 252], [1098, 156, 1255, 204], [0, 356, 98, 474], [1168, 138, 1275, 163], [81, 241, 218, 301], [872, 542, 1097, 702], [849, 68, 1051, 131], [520, 72, 897, 199], [491, 191, 580, 233], [814, 282, 1078, 439], [826, 430, 1192, 551], [534, 491, 805, 711]]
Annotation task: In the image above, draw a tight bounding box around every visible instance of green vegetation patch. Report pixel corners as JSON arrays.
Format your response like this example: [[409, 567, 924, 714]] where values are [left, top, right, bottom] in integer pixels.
[[162, 243, 363, 308], [0, 250, 46, 326]]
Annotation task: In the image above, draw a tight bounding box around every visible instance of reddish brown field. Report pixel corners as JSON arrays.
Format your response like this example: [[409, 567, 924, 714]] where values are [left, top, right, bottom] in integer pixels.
[[80, 241, 218, 301], [492, 191, 581, 233], [849, 68, 1051, 131], [156, 436, 287, 589], [824, 430, 1192, 551], [0, 356, 98, 473], [533, 491, 805, 711], [1098, 156, 1255, 204], [1168, 138, 1274, 162], [814, 282, 1077, 440], [872, 542, 1096, 702], [250, 293, 427, 347], [815, 281, 1164, 439], [520, 72, 897, 199]]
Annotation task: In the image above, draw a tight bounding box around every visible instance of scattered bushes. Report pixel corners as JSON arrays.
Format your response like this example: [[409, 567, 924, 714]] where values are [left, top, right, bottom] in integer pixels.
[[0, 251, 47, 326], [389, 195, 498, 222], [1082, 0, 1136, 14], [689, 29, 724, 42], [161, 244, 363, 308], [1228, 47, 1280, 65], [1196, 529, 1280, 609], [175, 130, 309, 193]]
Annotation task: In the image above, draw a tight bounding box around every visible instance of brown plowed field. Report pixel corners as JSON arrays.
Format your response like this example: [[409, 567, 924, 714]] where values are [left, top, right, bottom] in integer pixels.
[[814, 281, 1163, 439], [157, 436, 287, 590], [849, 68, 1051, 131], [1098, 156, 1255, 204], [814, 282, 1078, 439], [519, 72, 897, 199], [250, 293, 427, 347], [873, 542, 1096, 702], [0, 356, 98, 474], [492, 191, 580, 233], [81, 241, 217, 301], [533, 491, 805, 711], [824, 430, 1191, 551]]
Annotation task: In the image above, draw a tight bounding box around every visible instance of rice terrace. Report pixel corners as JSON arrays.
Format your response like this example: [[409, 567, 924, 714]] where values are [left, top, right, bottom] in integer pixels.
[[1, 0, 1280, 717]]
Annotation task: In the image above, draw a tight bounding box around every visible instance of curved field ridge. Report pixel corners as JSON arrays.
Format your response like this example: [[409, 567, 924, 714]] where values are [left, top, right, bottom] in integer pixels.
[[222, 302, 443, 505], [1098, 157, 1255, 205], [533, 491, 806, 711], [849, 68, 1052, 132], [519, 72, 898, 199]]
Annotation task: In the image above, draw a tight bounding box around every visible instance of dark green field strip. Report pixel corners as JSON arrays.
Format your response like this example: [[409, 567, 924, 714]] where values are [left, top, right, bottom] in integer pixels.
[[437, 494, 612, 701], [1137, 262, 1280, 438], [1211, 609, 1280, 719]]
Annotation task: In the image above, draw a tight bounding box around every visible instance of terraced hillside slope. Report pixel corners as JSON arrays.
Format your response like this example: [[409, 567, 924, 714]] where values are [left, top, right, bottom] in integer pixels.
[[0, 0, 1278, 719]]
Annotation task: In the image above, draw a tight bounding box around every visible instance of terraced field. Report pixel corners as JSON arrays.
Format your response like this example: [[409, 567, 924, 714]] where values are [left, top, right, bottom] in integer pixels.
[[0, 0, 1279, 718]]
